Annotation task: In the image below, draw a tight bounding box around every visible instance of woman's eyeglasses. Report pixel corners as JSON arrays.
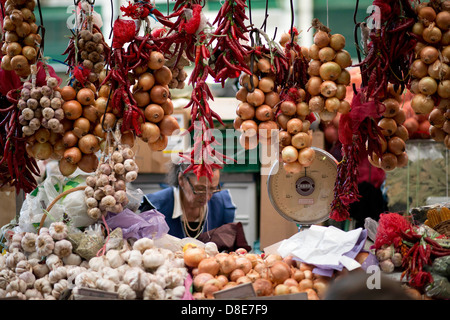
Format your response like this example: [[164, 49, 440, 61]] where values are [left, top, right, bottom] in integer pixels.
[[185, 176, 221, 195]]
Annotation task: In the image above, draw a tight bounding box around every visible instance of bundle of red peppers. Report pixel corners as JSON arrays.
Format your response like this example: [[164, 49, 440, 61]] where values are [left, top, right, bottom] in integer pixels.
[[330, 0, 417, 221], [373, 213, 450, 291]]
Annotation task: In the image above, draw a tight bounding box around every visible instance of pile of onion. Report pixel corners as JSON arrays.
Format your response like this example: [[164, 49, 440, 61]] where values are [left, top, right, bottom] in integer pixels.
[[22, 70, 66, 162], [83, 139, 138, 220], [233, 55, 280, 150], [307, 25, 352, 123], [368, 86, 410, 171], [410, 2, 450, 148], [1, 0, 41, 78], [189, 248, 331, 300], [130, 50, 180, 151]]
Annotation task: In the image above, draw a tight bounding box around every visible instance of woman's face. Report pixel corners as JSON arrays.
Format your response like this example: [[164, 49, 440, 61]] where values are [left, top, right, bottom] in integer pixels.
[[179, 170, 221, 208]]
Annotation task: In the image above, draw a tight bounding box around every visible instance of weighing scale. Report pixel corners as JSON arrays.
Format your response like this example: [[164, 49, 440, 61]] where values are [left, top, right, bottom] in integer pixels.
[[267, 147, 338, 228]]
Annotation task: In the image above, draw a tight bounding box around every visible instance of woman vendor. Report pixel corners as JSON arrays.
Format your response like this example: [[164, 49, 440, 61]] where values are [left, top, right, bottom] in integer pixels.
[[139, 162, 237, 239]]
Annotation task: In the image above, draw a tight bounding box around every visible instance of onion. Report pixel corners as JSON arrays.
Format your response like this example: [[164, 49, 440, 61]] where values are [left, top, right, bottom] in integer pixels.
[[280, 100, 297, 116], [269, 261, 291, 284], [62, 100, 82, 120], [319, 61, 341, 81], [436, 11, 450, 31], [325, 97, 341, 113], [252, 279, 273, 296], [428, 59, 450, 80], [258, 77, 275, 93], [63, 146, 82, 164], [306, 76, 323, 96], [329, 33, 345, 51], [264, 91, 280, 107], [380, 152, 398, 171], [410, 59, 428, 78], [62, 130, 79, 148], [318, 46, 336, 63], [147, 51, 165, 70], [229, 268, 245, 282], [298, 278, 313, 291], [216, 275, 228, 288], [258, 120, 278, 139], [77, 153, 99, 173], [140, 122, 161, 143], [418, 6, 436, 24], [149, 85, 169, 104], [281, 145, 298, 163], [59, 158, 77, 176], [314, 31, 330, 48], [320, 80, 337, 97], [412, 22, 425, 36], [438, 80, 450, 98], [298, 147, 316, 166], [422, 25, 442, 44], [410, 93, 435, 114], [378, 117, 398, 136], [184, 247, 207, 268], [274, 284, 290, 296], [255, 104, 274, 121], [420, 46, 439, 64], [283, 278, 299, 287], [283, 161, 303, 174], [133, 90, 150, 107], [76, 88, 95, 106], [159, 115, 180, 136], [197, 257, 220, 276], [234, 257, 252, 274], [31, 142, 53, 160], [154, 65, 173, 86], [418, 76, 438, 95], [308, 59, 322, 76], [292, 269, 305, 282], [78, 134, 99, 154], [246, 88, 265, 106], [193, 273, 214, 292], [309, 95, 325, 112], [236, 102, 256, 120], [334, 50, 352, 69]]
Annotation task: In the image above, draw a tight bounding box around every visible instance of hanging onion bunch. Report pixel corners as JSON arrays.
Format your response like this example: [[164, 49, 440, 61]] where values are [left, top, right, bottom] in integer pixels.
[[130, 50, 180, 151], [1, 0, 41, 78], [21, 66, 65, 161], [306, 19, 352, 123], [57, 84, 101, 176], [272, 28, 317, 173], [409, 1, 450, 148], [368, 85, 409, 171]]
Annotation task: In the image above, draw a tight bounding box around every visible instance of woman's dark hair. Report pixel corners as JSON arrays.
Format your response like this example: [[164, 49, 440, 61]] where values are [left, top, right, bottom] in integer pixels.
[[165, 162, 193, 187], [166, 161, 221, 187]]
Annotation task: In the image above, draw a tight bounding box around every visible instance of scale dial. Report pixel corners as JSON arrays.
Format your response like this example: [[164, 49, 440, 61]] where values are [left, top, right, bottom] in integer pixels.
[[267, 147, 338, 225]]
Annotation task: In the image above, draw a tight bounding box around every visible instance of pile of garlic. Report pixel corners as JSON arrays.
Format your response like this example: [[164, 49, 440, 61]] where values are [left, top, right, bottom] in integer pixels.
[[0, 222, 189, 300], [84, 144, 139, 220]]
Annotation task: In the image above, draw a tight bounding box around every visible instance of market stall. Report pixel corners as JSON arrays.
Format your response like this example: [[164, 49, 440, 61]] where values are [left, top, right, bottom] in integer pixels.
[[0, 0, 450, 301]]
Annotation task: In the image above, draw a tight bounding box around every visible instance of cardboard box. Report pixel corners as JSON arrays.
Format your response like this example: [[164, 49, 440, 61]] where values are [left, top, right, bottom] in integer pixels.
[[0, 187, 17, 227], [134, 108, 190, 173]]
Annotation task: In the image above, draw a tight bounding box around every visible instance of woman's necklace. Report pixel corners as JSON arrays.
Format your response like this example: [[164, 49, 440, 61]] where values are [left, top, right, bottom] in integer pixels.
[[180, 197, 206, 237]]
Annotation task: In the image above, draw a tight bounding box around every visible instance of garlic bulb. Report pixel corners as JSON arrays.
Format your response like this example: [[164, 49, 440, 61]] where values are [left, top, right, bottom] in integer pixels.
[[11, 233, 24, 243], [106, 249, 124, 268], [96, 278, 116, 292], [132, 237, 154, 253], [166, 286, 185, 300], [101, 267, 121, 284], [25, 288, 44, 300], [75, 271, 99, 289], [117, 284, 137, 300], [35, 233, 54, 257], [63, 253, 82, 266], [88, 256, 109, 272], [34, 277, 52, 295], [0, 270, 16, 290], [48, 266, 67, 284], [126, 250, 143, 268], [21, 233, 38, 253], [5, 251, 26, 269], [15, 260, 32, 275], [8, 241, 22, 252], [143, 282, 166, 300], [18, 271, 35, 289], [7, 278, 27, 293], [32, 263, 50, 279], [52, 279, 69, 299], [54, 239, 73, 258], [205, 242, 219, 257], [143, 248, 165, 270], [48, 222, 68, 241], [46, 254, 62, 271], [123, 267, 150, 292]]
